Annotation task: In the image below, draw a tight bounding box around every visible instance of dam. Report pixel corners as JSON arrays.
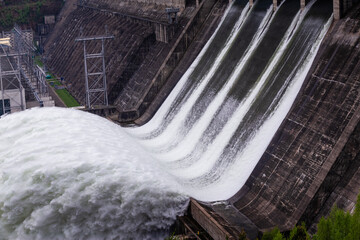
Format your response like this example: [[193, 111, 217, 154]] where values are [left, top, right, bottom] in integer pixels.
[[0, 0, 360, 239]]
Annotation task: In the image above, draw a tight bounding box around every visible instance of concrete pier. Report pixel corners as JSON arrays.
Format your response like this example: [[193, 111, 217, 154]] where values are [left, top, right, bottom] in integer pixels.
[[300, 0, 358, 19], [273, 0, 278, 10], [300, 0, 310, 9], [333, 0, 360, 20]]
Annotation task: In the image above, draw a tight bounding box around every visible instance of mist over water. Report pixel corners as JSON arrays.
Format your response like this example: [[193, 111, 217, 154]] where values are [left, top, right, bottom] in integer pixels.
[[0, 108, 188, 240]]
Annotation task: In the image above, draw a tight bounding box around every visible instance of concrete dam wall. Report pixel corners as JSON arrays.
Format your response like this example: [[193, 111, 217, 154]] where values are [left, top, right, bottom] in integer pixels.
[[82, 0, 187, 10], [194, 1, 360, 238], [43, 0, 360, 238], [45, 5, 156, 104], [229, 2, 360, 231], [45, 0, 227, 119]]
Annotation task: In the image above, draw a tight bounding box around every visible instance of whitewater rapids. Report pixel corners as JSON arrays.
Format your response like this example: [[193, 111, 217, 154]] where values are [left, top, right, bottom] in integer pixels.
[[0, 108, 188, 240]]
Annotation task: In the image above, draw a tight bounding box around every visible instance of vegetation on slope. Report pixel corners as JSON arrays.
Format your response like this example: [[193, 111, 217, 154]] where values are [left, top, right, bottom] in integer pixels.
[[34, 56, 80, 107], [261, 194, 360, 240], [47, 73, 80, 107], [314, 195, 360, 240], [0, 0, 63, 31]]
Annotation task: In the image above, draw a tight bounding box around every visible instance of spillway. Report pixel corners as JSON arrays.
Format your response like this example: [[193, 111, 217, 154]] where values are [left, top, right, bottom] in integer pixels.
[[127, 0, 332, 200], [0, 0, 333, 239]]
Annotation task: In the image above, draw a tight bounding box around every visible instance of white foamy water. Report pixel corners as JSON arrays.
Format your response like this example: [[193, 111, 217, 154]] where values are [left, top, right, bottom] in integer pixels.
[[0, 108, 188, 240], [129, 1, 249, 138], [137, 4, 273, 153], [190, 14, 334, 200]]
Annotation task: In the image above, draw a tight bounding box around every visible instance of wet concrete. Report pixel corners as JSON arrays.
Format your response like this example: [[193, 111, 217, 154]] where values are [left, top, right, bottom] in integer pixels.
[[135, 0, 248, 125], [226, 1, 360, 235], [182, 3, 360, 240], [115, 0, 229, 122]]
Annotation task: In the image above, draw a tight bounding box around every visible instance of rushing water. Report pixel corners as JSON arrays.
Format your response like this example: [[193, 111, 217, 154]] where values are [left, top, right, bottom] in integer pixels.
[[0, 108, 188, 240], [0, 0, 333, 239], [128, 0, 332, 200]]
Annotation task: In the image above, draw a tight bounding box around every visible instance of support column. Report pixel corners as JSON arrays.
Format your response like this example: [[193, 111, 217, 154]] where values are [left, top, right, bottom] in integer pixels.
[[75, 31, 114, 108], [333, 0, 341, 20], [301, 0, 311, 10], [273, 0, 278, 10], [301, 0, 305, 9], [82, 41, 90, 108], [0, 58, 5, 116]]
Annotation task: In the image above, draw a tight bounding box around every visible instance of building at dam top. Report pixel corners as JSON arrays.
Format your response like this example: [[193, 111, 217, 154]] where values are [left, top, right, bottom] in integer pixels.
[[17, 0, 360, 238]]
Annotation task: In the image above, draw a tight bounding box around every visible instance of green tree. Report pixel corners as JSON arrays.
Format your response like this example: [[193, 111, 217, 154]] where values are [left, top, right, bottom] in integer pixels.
[[238, 228, 247, 240], [262, 227, 284, 240], [18, 5, 30, 24], [260, 195, 360, 240], [289, 222, 310, 240], [314, 194, 360, 240]]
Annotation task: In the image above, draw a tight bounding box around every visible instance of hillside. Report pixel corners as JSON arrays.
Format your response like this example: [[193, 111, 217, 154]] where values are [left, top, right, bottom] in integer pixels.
[[0, 0, 63, 31]]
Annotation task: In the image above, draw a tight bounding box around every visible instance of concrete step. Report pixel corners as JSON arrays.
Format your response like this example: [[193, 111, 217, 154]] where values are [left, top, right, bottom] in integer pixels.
[[43, 100, 55, 107], [40, 96, 52, 101], [26, 101, 42, 109]]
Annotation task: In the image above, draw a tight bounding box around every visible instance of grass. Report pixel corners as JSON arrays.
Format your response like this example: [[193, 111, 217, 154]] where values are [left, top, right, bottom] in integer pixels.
[[34, 56, 44, 67], [35, 57, 80, 107], [55, 89, 79, 107], [48, 76, 80, 107]]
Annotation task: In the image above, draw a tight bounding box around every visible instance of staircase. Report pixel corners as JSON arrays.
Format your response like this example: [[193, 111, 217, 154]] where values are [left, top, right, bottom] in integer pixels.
[[21, 64, 55, 108]]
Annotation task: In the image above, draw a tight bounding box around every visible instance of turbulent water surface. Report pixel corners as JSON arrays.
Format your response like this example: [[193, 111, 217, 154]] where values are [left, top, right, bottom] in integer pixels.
[[0, 108, 188, 240]]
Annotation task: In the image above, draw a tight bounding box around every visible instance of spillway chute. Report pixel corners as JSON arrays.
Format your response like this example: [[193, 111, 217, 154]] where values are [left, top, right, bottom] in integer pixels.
[[126, 0, 333, 202], [128, 0, 250, 138]]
